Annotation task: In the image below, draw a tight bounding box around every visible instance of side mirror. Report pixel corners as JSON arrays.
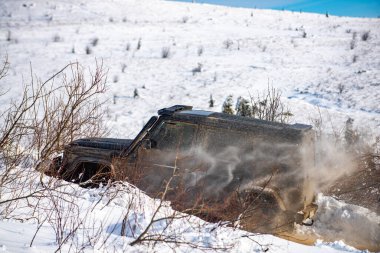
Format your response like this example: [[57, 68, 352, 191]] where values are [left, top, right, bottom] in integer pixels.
[[142, 139, 153, 149]]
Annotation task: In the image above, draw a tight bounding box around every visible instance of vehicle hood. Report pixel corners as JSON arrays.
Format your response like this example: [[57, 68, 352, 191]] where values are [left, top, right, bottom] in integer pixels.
[[70, 138, 133, 151]]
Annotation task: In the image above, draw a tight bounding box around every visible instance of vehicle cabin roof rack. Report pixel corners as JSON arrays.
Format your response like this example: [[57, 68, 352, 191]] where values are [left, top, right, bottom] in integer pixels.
[[158, 105, 193, 116]]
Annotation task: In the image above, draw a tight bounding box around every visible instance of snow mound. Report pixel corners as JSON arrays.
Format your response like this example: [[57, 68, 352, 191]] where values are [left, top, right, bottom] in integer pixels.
[[298, 193, 380, 251], [0, 169, 373, 252]]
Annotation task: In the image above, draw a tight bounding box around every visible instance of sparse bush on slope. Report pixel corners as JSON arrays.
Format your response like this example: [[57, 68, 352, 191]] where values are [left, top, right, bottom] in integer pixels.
[[85, 45, 92, 54], [361, 31, 370, 41], [133, 88, 139, 98], [0, 56, 107, 214], [161, 47, 171, 58], [91, 37, 99, 47], [136, 38, 142, 50], [223, 39, 233, 49], [197, 45, 204, 56], [53, 34, 62, 42], [222, 86, 293, 123], [192, 63, 202, 75]]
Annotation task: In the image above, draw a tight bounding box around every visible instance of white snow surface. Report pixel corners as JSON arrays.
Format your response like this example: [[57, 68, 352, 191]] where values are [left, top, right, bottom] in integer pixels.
[[1, 0, 379, 138], [297, 194, 380, 251], [0, 0, 379, 252], [0, 173, 374, 253]]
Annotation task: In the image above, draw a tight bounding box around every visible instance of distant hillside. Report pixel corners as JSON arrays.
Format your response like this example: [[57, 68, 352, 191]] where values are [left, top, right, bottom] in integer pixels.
[[1, 0, 379, 138]]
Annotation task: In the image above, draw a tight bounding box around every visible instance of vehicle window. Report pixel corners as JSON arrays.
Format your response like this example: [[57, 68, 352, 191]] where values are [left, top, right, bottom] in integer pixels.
[[151, 121, 197, 151], [203, 127, 251, 154]]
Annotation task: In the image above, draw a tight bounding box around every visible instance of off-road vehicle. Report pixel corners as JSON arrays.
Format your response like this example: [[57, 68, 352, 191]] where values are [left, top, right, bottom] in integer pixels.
[[51, 105, 317, 233]]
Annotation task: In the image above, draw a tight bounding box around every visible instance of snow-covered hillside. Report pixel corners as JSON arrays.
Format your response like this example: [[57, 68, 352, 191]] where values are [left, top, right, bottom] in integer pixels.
[[1, 0, 379, 137], [0, 0, 379, 252]]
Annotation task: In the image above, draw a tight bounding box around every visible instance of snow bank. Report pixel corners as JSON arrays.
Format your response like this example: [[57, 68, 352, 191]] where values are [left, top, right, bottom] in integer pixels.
[[298, 194, 380, 251], [0, 169, 373, 252]]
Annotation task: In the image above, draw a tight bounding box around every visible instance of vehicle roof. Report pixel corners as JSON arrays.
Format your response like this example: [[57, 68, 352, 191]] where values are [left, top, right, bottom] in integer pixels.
[[158, 105, 312, 132]]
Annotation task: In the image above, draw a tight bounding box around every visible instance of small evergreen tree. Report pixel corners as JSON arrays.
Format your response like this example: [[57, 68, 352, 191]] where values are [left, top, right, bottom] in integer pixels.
[[222, 95, 234, 115], [209, 94, 214, 108], [345, 117, 358, 147], [133, 88, 139, 98], [235, 97, 252, 117], [85, 46, 92, 54], [136, 38, 142, 50]]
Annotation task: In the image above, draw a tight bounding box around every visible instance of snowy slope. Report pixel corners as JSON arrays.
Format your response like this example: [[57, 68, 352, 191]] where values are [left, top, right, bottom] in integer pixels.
[[0, 0, 379, 252], [0, 174, 375, 253], [1, 0, 379, 138]]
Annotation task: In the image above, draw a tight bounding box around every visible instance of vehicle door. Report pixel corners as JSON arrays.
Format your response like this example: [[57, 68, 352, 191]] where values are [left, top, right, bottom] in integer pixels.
[[135, 120, 198, 196]]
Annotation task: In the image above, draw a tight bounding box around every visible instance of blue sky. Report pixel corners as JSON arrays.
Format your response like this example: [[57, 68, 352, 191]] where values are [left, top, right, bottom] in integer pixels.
[[171, 0, 380, 18]]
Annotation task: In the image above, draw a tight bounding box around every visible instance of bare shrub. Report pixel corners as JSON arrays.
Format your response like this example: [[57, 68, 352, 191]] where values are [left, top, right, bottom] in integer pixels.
[[28, 180, 114, 251], [6, 30, 11, 42], [161, 47, 171, 58], [0, 60, 107, 217], [128, 171, 176, 246], [350, 39, 356, 50], [121, 63, 127, 73], [86, 45, 92, 54], [222, 86, 292, 123], [136, 38, 142, 50], [290, 38, 296, 47], [45, 186, 81, 246], [53, 34, 62, 42], [309, 107, 323, 139], [197, 45, 204, 56], [350, 32, 357, 50], [361, 31, 370, 41], [181, 16, 189, 23], [191, 63, 202, 75], [92, 37, 99, 47], [223, 39, 233, 49], [352, 55, 358, 63], [337, 83, 345, 94], [0, 55, 9, 80], [248, 86, 292, 123]]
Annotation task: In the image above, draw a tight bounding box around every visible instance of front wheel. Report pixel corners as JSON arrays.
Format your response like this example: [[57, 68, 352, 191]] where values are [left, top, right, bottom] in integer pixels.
[[65, 162, 111, 187]]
